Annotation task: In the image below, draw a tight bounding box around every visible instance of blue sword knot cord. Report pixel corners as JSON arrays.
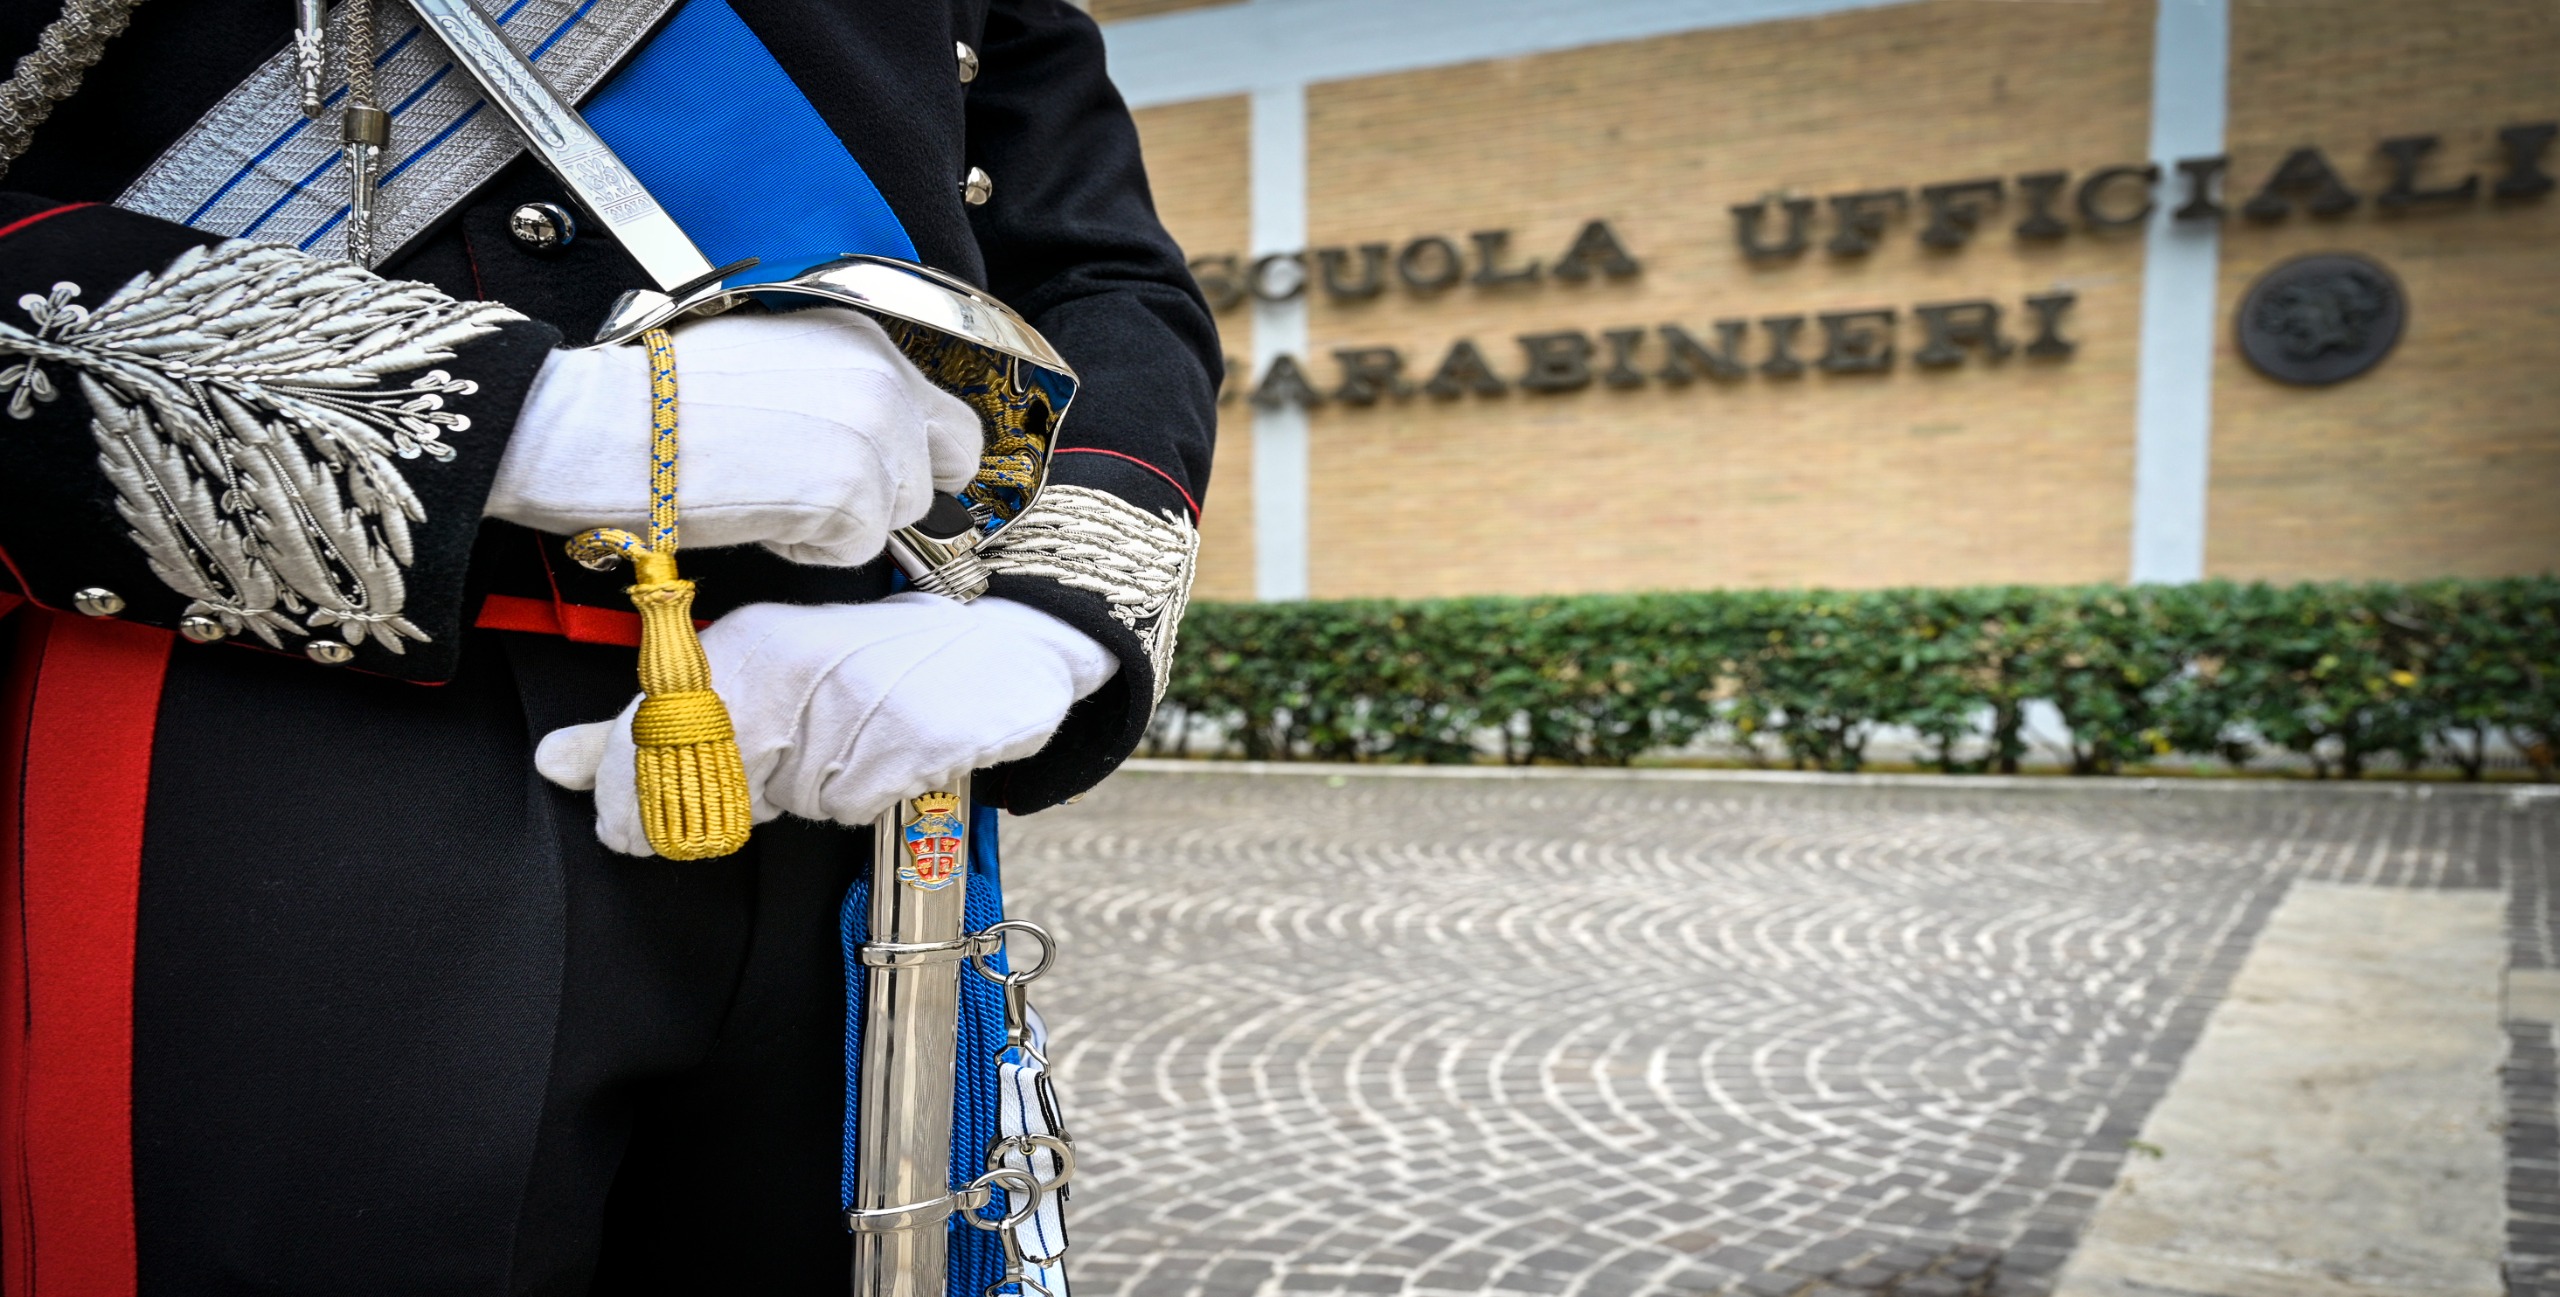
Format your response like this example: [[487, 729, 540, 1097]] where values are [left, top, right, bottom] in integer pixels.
[[839, 801, 1014, 1294]]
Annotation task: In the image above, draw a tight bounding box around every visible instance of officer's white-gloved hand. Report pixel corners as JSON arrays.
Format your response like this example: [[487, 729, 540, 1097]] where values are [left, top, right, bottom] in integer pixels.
[[486, 308, 982, 567], [531, 595, 1118, 856]]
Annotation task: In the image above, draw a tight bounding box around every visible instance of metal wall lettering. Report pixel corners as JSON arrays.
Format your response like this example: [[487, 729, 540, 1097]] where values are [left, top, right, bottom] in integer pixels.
[[1232, 291, 2080, 407], [1190, 219, 1638, 309], [1179, 117, 2545, 412]]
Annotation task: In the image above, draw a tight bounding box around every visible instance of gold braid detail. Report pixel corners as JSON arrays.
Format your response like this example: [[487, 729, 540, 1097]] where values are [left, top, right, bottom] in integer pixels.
[[566, 328, 753, 861], [880, 319, 1059, 523]]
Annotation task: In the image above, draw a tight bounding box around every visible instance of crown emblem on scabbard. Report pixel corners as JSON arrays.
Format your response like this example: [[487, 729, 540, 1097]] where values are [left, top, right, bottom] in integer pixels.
[[900, 791, 967, 891]]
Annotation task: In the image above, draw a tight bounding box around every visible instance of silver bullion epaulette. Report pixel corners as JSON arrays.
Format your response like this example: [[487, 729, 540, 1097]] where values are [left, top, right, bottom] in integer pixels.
[[117, 0, 673, 260]]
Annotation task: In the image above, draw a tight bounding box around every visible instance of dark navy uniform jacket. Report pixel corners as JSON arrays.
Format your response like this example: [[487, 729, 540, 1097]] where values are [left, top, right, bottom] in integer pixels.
[[0, 0, 1219, 813], [0, 5, 1214, 1288]]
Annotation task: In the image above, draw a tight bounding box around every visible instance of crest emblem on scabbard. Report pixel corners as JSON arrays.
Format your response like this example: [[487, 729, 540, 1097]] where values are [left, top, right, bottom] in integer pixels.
[[900, 792, 966, 891]]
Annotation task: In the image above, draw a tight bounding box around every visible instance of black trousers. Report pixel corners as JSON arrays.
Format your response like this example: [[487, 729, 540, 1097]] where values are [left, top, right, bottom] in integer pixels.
[[134, 629, 860, 1294]]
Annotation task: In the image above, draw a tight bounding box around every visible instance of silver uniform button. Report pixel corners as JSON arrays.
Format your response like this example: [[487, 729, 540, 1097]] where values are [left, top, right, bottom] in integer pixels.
[[71, 587, 125, 618], [956, 40, 979, 83], [304, 639, 355, 665], [508, 201, 577, 253], [962, 166, 993, 206], [178, 615, 229, 644]]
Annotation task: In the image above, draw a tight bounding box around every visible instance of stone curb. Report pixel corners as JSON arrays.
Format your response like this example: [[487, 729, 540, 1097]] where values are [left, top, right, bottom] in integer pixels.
[[1117, 757, 2560, 804]]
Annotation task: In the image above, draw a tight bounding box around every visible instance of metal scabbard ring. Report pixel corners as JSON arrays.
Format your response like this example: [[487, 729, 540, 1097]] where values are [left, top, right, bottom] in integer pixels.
[[566, 328, 754, 861]]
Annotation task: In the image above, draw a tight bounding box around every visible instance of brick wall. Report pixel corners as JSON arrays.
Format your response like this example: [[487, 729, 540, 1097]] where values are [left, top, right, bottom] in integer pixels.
[[2207, 0, 2560, 581], [1297, 0, 2154, 597], [1106, 0, 2560, 597], [1127, 94, 1255, 600]]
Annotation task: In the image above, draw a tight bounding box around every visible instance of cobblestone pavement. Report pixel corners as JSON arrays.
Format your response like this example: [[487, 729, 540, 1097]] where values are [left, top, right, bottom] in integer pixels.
[[1001, 770, 2552, 1297]]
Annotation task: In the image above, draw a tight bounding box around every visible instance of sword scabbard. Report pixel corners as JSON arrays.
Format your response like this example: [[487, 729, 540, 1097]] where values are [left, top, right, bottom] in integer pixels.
[[849, 783, 973, 1297]]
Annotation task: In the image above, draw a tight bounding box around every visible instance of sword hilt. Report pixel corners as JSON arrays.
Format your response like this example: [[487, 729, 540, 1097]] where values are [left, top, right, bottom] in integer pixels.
[[886, 495, 993, 604]]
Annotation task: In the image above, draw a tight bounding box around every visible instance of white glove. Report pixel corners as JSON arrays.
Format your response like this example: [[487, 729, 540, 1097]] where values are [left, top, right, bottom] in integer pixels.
[[533, 595, 1119, 856], [486, 307, 982, 567]]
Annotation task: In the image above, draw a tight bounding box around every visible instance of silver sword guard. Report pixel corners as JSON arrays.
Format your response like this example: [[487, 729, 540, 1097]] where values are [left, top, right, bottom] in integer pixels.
[[597, 253, 1076, 601]]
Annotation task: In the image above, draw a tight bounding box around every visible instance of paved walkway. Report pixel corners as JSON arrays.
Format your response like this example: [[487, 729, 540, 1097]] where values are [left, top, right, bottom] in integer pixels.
[[1001, 769, 2553, 1297], [2053, 882, 2505, 1297]]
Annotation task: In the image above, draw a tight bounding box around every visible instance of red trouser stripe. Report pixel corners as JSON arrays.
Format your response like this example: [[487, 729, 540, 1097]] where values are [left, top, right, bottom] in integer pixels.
[[2, 611, 168, 1297]]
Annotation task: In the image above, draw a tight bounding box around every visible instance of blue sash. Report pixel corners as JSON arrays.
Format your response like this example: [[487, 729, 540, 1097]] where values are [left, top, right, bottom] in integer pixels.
[[582, 0, 919, 278]]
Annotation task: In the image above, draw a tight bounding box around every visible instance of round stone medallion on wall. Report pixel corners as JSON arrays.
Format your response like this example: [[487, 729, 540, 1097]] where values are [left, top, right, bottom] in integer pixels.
[[2237, 252, 2407, 386]]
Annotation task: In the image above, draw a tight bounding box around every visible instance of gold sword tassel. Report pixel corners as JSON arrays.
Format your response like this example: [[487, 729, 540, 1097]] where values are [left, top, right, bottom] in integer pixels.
[[567, 328, 754, 860]]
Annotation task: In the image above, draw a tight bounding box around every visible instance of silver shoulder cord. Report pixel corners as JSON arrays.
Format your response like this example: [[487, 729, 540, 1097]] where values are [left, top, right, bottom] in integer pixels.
[[325, 0, 387, 265], [0, 0, 376, 263], [0, 0, 149, 180], [285, 0, 385, 264]]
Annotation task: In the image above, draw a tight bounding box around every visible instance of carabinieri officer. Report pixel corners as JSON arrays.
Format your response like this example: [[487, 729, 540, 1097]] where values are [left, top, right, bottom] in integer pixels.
[[0, 0, 1214, 1291]]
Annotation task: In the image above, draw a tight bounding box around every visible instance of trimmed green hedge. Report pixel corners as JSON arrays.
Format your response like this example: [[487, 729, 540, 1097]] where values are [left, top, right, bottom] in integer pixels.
[[1156, 580, 2560, 779]]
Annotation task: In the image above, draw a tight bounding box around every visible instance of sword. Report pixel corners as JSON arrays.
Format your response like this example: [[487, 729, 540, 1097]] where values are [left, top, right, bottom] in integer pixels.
[[404, 4, 1075, 1292]]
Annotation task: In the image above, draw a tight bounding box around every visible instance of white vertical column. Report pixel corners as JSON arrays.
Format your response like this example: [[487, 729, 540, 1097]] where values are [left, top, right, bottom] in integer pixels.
[[2128, 0, 2230, 584], [1249, 81, 1310, 601]]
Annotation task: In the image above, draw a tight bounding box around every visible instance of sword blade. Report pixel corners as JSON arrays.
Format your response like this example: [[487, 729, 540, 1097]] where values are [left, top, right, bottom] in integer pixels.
[[403, 0, 717, 292]]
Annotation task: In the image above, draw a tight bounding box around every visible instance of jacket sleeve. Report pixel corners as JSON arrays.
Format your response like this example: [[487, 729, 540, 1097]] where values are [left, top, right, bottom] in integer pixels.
[[960, 0, 1222, 813], [0, 195, 561, 683]]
